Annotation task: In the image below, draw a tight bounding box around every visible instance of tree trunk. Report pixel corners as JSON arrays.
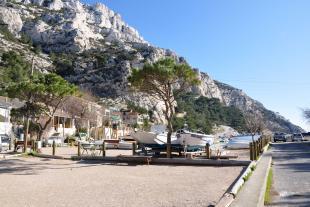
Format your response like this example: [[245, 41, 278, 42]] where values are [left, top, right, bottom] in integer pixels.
[[166, 119, 173, 158], [38, 130, 44, 142], [23, 117, 30, 153]]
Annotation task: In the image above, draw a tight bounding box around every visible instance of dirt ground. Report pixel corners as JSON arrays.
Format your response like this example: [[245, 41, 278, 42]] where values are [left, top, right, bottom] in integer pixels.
[[0, 156, 244, 207]]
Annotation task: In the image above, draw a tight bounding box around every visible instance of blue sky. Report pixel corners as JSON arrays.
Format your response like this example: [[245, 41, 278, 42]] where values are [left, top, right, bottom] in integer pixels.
[[84, 0, 310, 131]]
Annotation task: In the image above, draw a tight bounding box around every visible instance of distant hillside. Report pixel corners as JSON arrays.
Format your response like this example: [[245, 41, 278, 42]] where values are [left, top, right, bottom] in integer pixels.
[[0, 0, 304, 133], [215, 81, 304, 133], [173, 93, 246, 134]]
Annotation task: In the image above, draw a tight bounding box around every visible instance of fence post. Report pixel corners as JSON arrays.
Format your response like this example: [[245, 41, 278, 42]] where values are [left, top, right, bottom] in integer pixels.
[[256, 140, 259, 158], [35, 141, 38, 152], [52, 140, 56, 156], [78, 142, 81, 156], [102, 141, 106, 157], [32, 140, 35, 152], [132, 142, 136, 155], [253, 141, 257, 160], [205, 143, 211, 159], [14, 139, 17, 152], [250, 142, 254, 161]]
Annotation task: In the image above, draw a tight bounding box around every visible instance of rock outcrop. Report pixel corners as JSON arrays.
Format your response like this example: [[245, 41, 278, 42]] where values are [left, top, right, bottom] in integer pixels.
[[0, 6, 23, 35]]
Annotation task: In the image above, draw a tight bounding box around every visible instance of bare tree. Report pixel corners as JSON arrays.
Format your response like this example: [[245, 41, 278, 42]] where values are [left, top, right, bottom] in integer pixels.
[[64, 96, 103, 137], [303, 108, 310, 122], [244, 112, 265, 141]]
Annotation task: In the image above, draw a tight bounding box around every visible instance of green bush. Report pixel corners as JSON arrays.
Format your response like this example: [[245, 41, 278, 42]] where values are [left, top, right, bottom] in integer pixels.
[[172, 92, 246, 133], [0, 24, 16, 42]]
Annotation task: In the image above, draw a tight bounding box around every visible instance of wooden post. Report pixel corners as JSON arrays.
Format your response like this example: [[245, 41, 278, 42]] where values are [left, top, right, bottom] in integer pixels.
[[205, 143, 210, 159], [250, 142, 254, 161], [14, 139, 17, 152], [32, 140, 35, 151], [52, 140, 56, 156], [9, 139, 11, 150], [24, 118, 30, 153], [132, 142, 136, 156], [256, 140, 259, 158], [102, 141, 106, 157], [77, 142, 81, 156], [253, 141, 257, 160]]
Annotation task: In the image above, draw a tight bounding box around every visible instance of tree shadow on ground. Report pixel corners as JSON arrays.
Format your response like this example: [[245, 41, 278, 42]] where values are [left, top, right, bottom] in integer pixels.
[[270, 192, 310, 207]]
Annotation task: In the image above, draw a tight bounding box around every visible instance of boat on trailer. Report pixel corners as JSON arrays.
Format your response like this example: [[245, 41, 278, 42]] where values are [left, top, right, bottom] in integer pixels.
[[131, 125, 214, 152], [225, 134, 261, 149], [176, 129, 214, 148]]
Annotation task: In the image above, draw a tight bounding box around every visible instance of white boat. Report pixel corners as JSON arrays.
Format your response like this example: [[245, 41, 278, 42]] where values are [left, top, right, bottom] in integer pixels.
[[131, 131, 158, 145], [176, 129, 214, 147], [226, 135, 261, 149], [131, 131, 178, 145]]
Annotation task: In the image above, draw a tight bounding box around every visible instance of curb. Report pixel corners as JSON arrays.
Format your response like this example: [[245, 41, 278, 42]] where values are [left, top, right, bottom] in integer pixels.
[[216, 143, 271, 207], [230, 152, 272, 207], [257, 155, 272, 207], [32, 153, 70, 160], [71, 155, 251, 166]]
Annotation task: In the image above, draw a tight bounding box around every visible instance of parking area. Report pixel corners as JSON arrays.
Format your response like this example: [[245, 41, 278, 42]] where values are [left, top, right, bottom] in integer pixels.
[[0, 157, 244, 207]]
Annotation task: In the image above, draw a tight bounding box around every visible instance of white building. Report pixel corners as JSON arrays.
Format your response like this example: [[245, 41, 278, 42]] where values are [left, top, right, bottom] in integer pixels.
[[0, 101, 12, 135]]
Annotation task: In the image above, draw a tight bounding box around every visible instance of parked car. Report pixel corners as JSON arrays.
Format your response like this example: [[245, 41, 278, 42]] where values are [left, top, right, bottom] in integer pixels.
[[0, 134, 10, 151], [273, 133, 288, 142], [44, 133, 63, 146], [292, 133, 304, 142]]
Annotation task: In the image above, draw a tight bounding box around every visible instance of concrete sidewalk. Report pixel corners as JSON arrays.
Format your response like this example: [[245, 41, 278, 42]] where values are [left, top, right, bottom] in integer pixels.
[[231, 152, 272, 207]]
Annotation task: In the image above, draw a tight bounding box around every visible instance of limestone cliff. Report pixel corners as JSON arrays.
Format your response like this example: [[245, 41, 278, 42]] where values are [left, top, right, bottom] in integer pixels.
[[0, 0, 303, 133]]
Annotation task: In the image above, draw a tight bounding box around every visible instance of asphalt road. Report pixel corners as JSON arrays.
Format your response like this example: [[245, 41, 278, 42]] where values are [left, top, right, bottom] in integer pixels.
[[270, 142, 310, 207]]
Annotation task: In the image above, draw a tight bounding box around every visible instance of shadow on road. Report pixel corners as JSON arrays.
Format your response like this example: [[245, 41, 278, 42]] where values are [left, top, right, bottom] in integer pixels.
[[270, 192, 310, 207]]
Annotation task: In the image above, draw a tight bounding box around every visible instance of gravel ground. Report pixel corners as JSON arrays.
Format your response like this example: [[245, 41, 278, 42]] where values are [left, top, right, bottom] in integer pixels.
[[0, 157, 244, 207]]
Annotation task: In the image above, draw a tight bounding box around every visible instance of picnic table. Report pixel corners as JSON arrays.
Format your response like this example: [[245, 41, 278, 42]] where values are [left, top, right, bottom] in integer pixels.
[[80, 142, 103, 156]]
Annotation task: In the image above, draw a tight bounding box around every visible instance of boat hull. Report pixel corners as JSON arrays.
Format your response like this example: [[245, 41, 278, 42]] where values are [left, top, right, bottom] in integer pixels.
[[177, 133, 214, 147], [226, 135, 261, 149], [131, 132, 178, 145]]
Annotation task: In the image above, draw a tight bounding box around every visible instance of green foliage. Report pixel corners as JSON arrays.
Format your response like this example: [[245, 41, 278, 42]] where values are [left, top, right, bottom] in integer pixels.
[[6, 73, 77, 103], [132, 122, 139, 129], [142, 118, 150, 131], [243, 170, 253, 182], [52, 53, 75, 76], [33, 44, 42, 54], [6, 73, 77, 139], [0, 51, 32, 95], [264, 168, 273, 204], [0, 24, 16, 42], [78, 128, 88, 133], [126, 101, 148, 114], [128, 58, 200, 157], [129, 58, 200, 97], [172, 92, 246, 133], [20, 33, 33, 45], [0, 51, 31, 81]]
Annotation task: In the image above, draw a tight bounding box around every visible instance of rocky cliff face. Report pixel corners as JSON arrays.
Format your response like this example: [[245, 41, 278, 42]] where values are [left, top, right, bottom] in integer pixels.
[[0, 0, 303, 133], [215, 82, 304, 133]]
